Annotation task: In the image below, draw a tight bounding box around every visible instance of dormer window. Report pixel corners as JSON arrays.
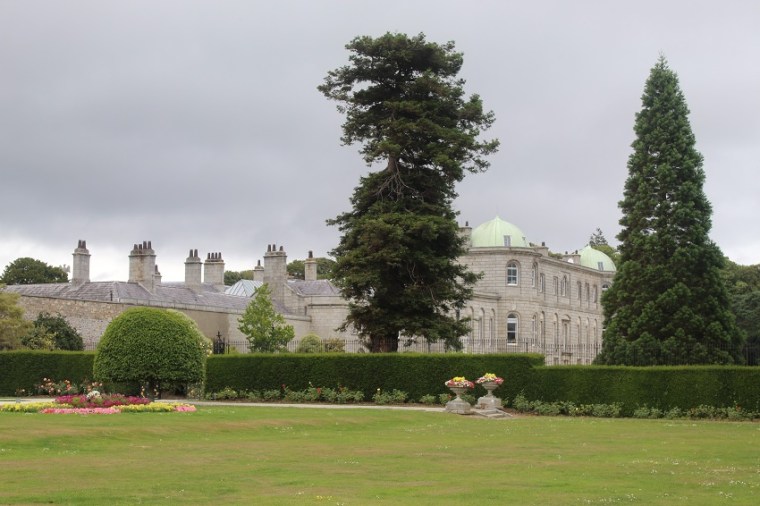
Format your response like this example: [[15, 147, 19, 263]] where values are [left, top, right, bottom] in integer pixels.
[[503, 235, 511, 247], [597, 261, 604, 271]]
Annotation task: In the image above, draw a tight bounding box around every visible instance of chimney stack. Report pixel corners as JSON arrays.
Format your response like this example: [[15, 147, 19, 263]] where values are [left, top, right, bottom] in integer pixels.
[[184, 249, 202, 290], [203, 252, 225, 290], [128, 241, 156, 292], [263, 243, 287, 304], [304, 250, 317, 281], [253, 259, 264, 282], [71, 239, 90, 284]]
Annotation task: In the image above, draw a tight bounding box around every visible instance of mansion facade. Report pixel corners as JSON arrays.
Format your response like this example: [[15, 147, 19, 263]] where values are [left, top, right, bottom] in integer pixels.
[[5, 217, 615, 364]]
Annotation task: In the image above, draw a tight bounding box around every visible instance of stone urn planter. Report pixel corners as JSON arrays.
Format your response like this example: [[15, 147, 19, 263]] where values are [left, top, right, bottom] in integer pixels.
[[444, 378, 474, 415], [475, 374, 504, 410]]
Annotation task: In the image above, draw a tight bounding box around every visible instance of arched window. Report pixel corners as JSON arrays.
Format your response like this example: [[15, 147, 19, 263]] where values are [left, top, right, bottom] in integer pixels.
[[577, 281, 582, 302], [585, 283, 590, 304], [531, 314, 537, 341], [602, 283, 610, 292], [592, 286, 598, 303], [539, 273, 546, 293], [531, 263, 537, 288], [507, 313, 518, 344], [553, 276, 559, 295], [507, 262, 519, 286], [560, 275, 568, 297]]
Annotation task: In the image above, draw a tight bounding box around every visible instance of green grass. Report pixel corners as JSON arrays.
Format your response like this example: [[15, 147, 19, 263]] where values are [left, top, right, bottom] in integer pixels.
[[1, 406, 759, 505]]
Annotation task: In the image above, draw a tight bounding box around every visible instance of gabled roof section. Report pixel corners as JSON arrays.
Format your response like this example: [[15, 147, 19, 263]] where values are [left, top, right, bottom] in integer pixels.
[[288, 279, 341, 296]]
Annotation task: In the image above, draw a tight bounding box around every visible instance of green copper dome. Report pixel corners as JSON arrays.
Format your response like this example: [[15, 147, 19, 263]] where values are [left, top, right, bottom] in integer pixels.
[[470, 216, 529, 248], [579, 245, 617, 272]]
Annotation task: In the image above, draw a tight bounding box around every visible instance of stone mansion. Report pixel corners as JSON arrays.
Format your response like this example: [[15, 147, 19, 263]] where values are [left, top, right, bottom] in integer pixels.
[[5, 216, 616, 364]]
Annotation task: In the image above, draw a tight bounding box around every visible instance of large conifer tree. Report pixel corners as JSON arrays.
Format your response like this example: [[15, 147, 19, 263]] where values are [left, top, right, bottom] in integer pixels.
[[597, 57, 743, 365], [319, 33, 498, 352]]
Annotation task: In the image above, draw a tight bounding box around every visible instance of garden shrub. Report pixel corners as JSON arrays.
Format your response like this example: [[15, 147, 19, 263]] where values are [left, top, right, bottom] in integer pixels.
[[93, 307, 206, 395], [296, 334, 323, 353]]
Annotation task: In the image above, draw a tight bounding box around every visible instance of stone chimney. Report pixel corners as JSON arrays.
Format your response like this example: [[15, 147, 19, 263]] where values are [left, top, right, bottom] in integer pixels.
[[304, 250, 317, 281], [459, 221, 472, 247], [184, 249, 202, 290], [203, 252, 225, 289], [563, 250, 581, 265], [153, 264, 162, 286], [263, 243, 287, 304], [129, 241, 156, 292], [71, 239, 90, 284], [535, 241, 550, 258], [253, 259, 264, 282]]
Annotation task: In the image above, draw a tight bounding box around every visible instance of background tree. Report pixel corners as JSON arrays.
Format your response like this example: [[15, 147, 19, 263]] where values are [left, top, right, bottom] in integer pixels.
[[0, 287, 33, 350], [287, 257, 336, 280], [224, 269, 253, 286], [30, 312, 84, 351], [0, 257, 68, 285], [319, 32, 498, 352], [93, 307, 207, 395], [238, 283, 294, 352], [588, 228, 620, 266], [597, 57, 743, 365], [722, 259, 760, 364]]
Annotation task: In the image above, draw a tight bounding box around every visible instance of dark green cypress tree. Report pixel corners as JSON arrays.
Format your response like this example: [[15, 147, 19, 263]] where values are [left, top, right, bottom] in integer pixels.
[[597, 57, 743, 365]]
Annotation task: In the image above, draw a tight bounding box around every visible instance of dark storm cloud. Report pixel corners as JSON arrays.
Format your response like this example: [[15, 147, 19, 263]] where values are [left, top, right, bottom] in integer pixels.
[[1, 0, 758, 281]]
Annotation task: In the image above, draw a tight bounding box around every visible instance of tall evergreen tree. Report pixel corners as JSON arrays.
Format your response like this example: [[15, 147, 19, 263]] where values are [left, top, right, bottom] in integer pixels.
[[319, 33, 498, 352], [597, 57, 743, 365]]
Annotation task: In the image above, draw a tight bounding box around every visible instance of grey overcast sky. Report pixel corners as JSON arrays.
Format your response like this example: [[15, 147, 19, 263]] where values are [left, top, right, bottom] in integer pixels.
[[1, 0, 758, 282]]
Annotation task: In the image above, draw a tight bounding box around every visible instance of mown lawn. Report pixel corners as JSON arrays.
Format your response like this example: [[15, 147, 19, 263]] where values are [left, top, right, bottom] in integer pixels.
[[1, 405, 758, 505]]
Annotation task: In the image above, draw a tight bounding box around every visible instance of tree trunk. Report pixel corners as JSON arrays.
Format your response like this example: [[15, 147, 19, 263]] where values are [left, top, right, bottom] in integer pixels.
[[369, 334, 399, 352]]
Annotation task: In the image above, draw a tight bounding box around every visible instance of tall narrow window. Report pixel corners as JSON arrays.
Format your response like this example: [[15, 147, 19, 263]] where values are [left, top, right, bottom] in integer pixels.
[[553, 276, 559, 295], [507, 262, 518, 286], [531, 263, 537, 287], [577, 281, 582, 302], [503, 235, 511, 247], [560, 276, 568, 297], [539, 273, 545, 293], [507, 313, 518, 344]]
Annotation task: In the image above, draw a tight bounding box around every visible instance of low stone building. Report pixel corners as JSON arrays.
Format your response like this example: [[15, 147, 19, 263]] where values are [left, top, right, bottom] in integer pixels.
[[4, 216, 616, 363]]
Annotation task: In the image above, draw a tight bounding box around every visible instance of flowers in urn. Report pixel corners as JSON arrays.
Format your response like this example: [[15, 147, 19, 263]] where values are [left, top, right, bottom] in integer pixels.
[[476, 373, 504, 385], [445, 376, 475, 389]]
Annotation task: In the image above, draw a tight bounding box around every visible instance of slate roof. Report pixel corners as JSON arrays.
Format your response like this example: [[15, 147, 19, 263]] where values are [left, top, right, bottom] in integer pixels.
[[287, 279, 341, 296], [4, 281, 259, 313]]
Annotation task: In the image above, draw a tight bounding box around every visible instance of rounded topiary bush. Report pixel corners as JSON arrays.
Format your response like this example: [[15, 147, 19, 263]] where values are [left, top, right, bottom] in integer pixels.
[[296, 333, 323, 353], [93, 307, 207, 394]]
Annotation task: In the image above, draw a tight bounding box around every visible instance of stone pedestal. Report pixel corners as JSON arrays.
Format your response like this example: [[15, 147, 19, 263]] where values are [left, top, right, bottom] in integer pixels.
[[445, 386, 472, 415], [477, 381, 502, 410]]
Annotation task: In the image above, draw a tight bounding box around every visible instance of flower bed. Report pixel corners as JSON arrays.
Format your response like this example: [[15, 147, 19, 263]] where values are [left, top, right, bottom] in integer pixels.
[[55, 393, 151, 408]]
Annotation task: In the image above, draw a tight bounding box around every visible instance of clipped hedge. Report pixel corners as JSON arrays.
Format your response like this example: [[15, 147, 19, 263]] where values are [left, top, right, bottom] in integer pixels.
[[526, 366, 760, 416], [0, 351, 95, 396], [206, 353, 544, 401]]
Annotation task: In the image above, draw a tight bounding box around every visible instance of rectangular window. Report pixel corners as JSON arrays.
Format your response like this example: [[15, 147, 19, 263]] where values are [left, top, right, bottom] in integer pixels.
[[503, 235, 511, 247]]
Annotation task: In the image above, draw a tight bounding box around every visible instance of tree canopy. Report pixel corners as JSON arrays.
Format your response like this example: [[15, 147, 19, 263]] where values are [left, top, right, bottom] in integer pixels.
[[1, 257, 68, 285], [319, 32, 498, 352], [31, 312, 84, 351], [238, 284, 294, 352], [287, 257, 335, 280], [597, 57, 743, 365], [0, 287, 32, 350]]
